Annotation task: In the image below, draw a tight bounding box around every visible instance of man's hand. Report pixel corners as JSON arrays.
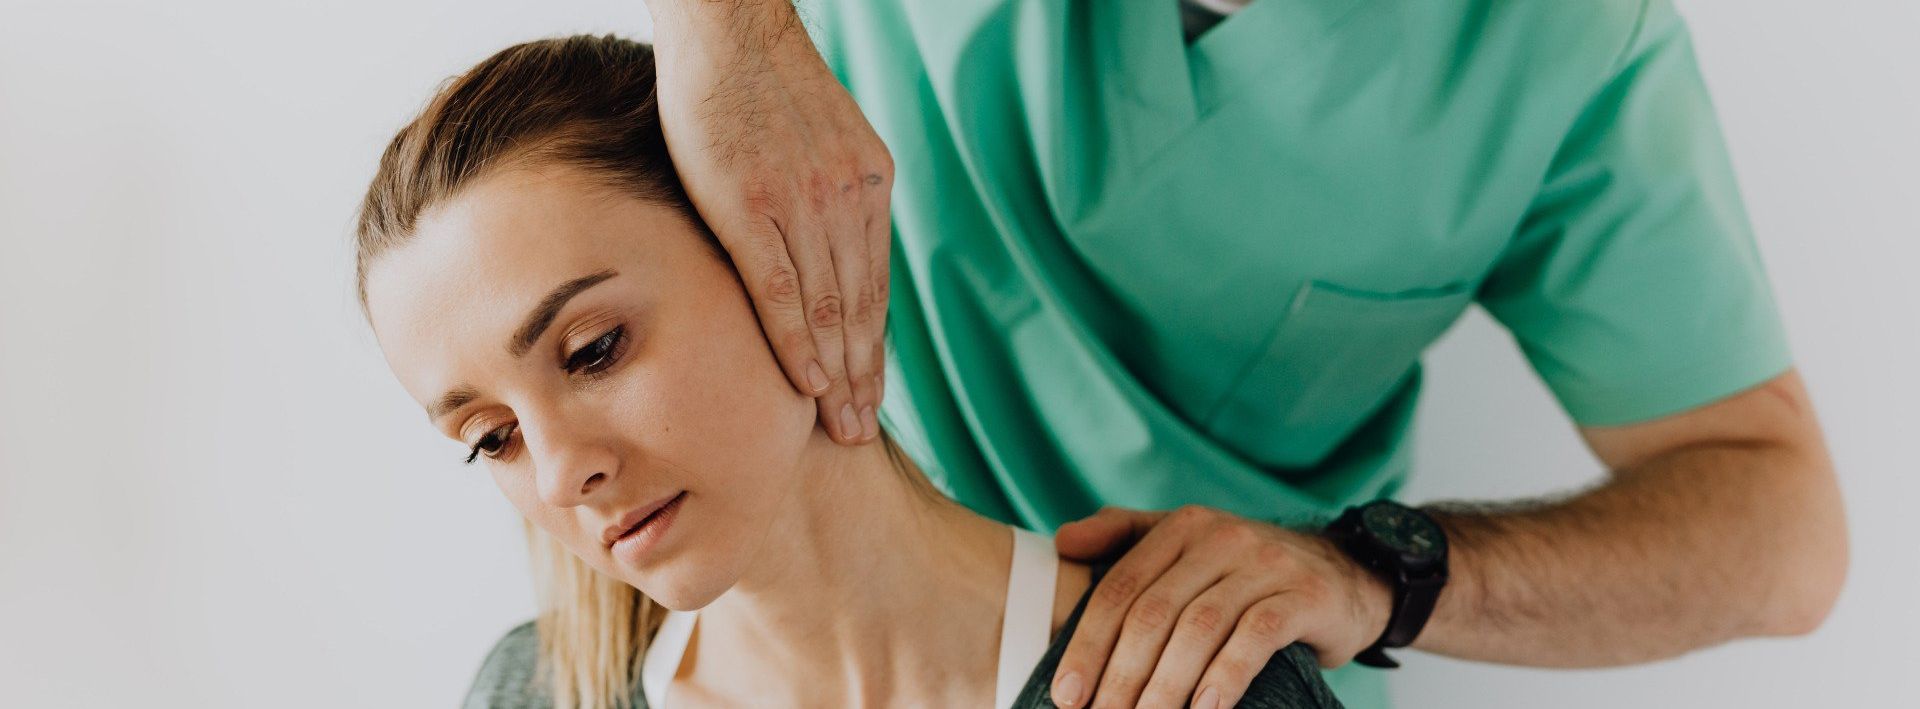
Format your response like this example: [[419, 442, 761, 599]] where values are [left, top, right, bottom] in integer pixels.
[[646, 0, 893, 444], [1040, 373, 1844, 707], [1049, 505, 1393, 709]]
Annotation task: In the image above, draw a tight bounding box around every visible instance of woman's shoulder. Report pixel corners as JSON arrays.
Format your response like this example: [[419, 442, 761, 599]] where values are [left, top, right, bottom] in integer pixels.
[[461, 620, 555, 709], [1016, 562, 1344, 708], [461, 620, 656, 709], [1221, 643, 1346, 709]]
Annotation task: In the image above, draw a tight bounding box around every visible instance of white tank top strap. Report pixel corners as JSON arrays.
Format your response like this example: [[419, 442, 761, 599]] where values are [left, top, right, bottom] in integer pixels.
[[996, 526, 1061, 709], [640, 607, 697, 707], [637, 525, 1060, 709]]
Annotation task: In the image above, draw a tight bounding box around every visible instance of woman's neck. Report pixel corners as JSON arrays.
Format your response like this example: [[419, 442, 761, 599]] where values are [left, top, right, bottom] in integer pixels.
[[681, 431, 1021, 706]]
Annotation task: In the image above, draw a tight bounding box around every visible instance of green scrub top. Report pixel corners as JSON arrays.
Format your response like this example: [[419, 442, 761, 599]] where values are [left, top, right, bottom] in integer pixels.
[[799, 0, 1790, 703]]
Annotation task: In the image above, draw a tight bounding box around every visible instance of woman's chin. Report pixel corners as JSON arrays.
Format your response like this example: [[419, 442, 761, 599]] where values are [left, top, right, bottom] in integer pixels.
[[614, 534, 738, 611], [630, 571, 731, 612]]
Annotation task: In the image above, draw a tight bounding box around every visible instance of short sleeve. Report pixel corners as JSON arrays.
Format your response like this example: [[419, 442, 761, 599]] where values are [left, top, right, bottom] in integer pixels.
[[1478, 0, 1792, 427], [461, 620, 553, 709]]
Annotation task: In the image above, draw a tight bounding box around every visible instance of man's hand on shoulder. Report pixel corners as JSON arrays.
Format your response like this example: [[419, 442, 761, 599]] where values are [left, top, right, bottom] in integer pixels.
[[1049, 505, 1392, 709]]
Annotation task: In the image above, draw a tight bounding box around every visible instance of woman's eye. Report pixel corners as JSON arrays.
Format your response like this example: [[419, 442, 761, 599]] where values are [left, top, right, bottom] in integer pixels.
[[464, 422, 517, 465], [565, 326, 625, 375], [457, 325, 622, 465]]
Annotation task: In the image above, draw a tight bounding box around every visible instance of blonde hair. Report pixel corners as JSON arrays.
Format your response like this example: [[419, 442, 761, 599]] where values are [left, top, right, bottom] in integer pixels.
[[357, 33, 937, 708], [523, 517, 658, 709], [353, 34, 706, 316]]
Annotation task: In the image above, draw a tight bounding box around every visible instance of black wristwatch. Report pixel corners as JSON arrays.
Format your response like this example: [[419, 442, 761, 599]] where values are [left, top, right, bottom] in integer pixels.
[[1322, 499, 1449, 669]]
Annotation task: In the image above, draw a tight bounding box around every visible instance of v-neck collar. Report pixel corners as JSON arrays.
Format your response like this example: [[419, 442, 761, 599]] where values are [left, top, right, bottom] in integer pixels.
[[1103, 0, 1378, 122]]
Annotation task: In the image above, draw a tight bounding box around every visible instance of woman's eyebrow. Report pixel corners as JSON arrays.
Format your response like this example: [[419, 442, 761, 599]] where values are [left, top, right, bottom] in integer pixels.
[[507, 269, 620, 358], [425, 268, 620, 424], [428, 386, 481, 425]]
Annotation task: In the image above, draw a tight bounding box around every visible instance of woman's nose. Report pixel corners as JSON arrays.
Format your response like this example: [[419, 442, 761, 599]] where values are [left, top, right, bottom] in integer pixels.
[[519, 412, 621, 508]]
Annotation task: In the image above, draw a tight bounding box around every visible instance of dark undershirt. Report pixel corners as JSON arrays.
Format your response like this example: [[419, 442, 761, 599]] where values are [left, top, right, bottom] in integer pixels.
[[461, 562, 1343, 708], [1182, 0, 1233, 43]]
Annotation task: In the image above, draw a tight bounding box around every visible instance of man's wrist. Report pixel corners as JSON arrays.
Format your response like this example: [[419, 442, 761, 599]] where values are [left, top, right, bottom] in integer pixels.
[[1321, 501, 1452, 666], [644, 0, 802, 50], [1407, 507, 1477, 652], [1341, 536, 1397, 647]]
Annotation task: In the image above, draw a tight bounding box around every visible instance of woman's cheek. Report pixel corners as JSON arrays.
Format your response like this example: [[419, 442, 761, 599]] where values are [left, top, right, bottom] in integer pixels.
[[494, 474, 569, 544]]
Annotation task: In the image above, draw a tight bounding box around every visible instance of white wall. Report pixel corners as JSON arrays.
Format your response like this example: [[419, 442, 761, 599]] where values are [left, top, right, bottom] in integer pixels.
[[0, 1, 1910, 707], [1397, 4, 1920, 706]]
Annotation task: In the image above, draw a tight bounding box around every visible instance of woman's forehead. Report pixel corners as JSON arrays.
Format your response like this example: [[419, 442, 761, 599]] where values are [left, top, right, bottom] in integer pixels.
[[363, 167, 668, 413], [370, 190, 593, 340]]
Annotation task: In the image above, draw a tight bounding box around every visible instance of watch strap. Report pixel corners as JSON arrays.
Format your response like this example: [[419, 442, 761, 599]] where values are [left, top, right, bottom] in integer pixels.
[[1380, 572, 1443, 648], [1324, 502, 1449, 670]]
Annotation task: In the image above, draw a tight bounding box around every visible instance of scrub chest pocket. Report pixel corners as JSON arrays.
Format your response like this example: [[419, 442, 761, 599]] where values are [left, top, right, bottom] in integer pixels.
[[1202, 280, 1475, 469]]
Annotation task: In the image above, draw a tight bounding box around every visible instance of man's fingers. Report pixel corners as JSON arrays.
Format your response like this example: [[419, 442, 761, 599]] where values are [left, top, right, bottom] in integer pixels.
[[830, 203, 881, 443], [1136, 574, 1268, 709], [869, 335, 886, 409], [861, 209, 892, 410], [1195, 593, 1311, 709], [1054, 507, 1166, 561], [725, 218, 827, 401], [1089, 553, 1230, 709], [780, 212, 859, 443], [1050, 509, 1178, 708]]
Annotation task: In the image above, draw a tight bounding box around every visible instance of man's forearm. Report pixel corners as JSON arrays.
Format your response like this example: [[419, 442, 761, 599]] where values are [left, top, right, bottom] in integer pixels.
[[642, 0, 831, 168], [1413, 441, 1847, 667], [644, 0, 803, 50]]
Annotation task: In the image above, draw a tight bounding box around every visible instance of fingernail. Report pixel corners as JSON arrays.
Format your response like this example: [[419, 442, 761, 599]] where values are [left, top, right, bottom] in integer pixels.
[[860, 406, 878, 440], [838, 404, 860, 441], [1195, 686, 1219, 709], [805, 360, 830, 394], [1053, 672, 1084, 707]]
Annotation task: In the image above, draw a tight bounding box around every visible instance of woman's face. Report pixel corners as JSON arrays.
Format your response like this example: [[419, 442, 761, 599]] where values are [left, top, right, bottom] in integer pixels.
[[365, 163, 819, 609]]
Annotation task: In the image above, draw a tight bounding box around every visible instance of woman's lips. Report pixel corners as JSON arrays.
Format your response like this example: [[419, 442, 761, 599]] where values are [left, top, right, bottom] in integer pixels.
[[610, 491, 686, 564], [602, 491, 683, 546]]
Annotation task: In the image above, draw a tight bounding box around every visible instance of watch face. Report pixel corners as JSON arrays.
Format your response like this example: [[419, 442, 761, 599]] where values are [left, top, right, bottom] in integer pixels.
[[1361, 503, 1446, 561]]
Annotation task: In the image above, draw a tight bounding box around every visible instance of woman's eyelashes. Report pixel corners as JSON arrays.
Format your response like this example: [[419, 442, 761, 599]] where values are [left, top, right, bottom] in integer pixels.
[[465, 422, 517, 464], [565, 325, 627, 376], [460, 325, 631, 465]]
